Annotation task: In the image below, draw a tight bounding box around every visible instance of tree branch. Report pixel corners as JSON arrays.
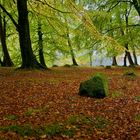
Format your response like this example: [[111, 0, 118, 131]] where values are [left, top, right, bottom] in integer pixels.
[[0, 4, 18, 29], [35, 0, 71, 14], [107, 2, 120, 12], [118, 0, 132, 3], [104, 24, 140, 34]]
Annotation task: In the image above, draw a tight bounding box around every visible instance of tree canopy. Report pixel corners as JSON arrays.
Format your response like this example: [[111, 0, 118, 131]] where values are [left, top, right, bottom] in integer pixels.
[[0, 0, 139, 68]]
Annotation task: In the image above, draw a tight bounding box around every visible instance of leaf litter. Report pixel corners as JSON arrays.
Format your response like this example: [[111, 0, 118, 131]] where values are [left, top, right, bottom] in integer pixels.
[[0, 67, 140, 139]]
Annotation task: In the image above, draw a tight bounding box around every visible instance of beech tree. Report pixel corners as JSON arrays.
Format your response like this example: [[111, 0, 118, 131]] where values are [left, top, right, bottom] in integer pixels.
[[17, 0, 43, 69], [37, 19, 47, 68], [0, 0, 45, 69]]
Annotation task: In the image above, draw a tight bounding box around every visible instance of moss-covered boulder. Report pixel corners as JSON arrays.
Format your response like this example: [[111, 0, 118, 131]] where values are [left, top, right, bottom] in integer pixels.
[[79, 73, 108, 98]]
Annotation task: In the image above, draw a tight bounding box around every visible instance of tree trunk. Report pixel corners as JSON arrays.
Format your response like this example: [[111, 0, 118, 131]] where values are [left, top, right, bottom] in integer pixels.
[[38, 20, 47, 68], [17, 0, 44, 69], [0, 58, 3, 66], [0, 13, 13, 66], [67, 33, 78, 66], [127, 52, 134, 66], [89, 52, 92, 66], [112, 56, 117, 66], [133, 49, 138, 65], [122, 9, 134, 67], [125, 44, 134, 66], [123, 51, 127, 67]]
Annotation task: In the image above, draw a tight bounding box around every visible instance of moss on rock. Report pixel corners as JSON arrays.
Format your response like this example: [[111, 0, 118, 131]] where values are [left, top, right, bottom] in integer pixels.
[[79, 73, 108, 98]]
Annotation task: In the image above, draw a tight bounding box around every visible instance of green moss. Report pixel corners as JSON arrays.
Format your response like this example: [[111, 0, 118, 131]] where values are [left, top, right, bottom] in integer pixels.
[[0, 114, 110, 138], [4, 114, 19, 120], [66, 115, 93, 126], [93, 116, 110, 129], [44, 123, 63, 136], [25, 108, 41, 116], [111, 91, 123, 98], [0, 124, 35, 137], [79, 73, 108, 98], [135, 114, 140, 121], [134, 95, 140, 101], [25, 106, 49, 116], [44, 122, 76, 138], [65, 115, 110, 131], [62, 128, 75, 138]]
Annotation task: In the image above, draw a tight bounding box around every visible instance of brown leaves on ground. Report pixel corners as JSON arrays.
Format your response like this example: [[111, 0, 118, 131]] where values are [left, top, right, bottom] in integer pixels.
[[0, 66, 140, 139]]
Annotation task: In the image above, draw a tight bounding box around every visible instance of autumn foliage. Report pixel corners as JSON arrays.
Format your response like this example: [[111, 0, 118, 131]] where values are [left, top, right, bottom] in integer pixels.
[[0, 67, 140, 139]]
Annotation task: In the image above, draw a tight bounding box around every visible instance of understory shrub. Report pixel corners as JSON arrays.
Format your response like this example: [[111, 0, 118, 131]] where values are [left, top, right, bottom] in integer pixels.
[[79, 73, 108, 98]]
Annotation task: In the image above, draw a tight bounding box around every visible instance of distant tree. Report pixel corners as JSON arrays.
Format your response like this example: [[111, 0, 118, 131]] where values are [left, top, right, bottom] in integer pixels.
[[37, 19, 47, 68], [66, 28, 78, 66]]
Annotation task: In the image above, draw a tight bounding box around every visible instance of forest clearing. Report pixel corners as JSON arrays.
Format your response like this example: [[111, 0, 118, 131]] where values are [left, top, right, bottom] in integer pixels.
[[0, 0, 140, 139], [0, 66, 140, 139]]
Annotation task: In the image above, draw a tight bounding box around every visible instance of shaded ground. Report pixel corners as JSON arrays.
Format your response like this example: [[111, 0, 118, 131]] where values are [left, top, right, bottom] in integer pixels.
[[0, 66, 140, 139]]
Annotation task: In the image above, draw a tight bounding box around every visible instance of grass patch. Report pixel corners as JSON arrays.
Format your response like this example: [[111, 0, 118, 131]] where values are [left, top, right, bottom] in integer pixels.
[[25, 106, 49, 116], [0, 123, 76, 138], [135, 114, 140, 121], [93, 116, 110, 129], [4, 114, 19, 120], [0, 115, 110, 138], [66, 115, 92, 126], [44, 123, 63, 136], [111, 91, 123, 98], [134, 95, 140, 101], [62, 128, 75, 138], [44, 122, 76, 138], [66, 115, 110, 130], [0, 124, 35, 137], [25, 108, 42, 116]]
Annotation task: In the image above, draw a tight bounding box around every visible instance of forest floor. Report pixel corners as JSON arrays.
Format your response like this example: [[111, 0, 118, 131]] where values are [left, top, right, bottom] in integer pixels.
[[0, 66, 140, 139]]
